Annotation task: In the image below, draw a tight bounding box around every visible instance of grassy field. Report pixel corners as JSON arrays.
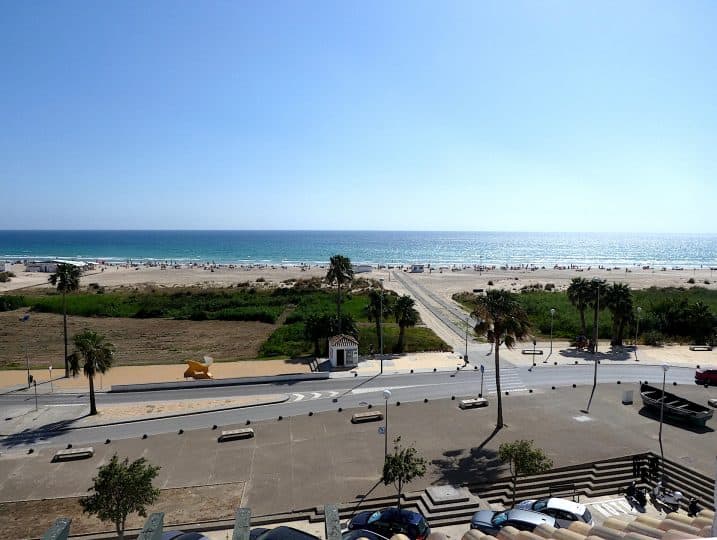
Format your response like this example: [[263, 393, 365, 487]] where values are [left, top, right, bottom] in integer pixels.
[[454, 286, 717, 342], [1, 286, 450, 367]]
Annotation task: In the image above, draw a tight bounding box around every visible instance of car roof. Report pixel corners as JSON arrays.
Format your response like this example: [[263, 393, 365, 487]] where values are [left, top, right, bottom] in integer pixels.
[[506, 509, 556, 525], [545, 498, 586, 514], [255, 526, 320, 540], [375, 508, 424, 525]]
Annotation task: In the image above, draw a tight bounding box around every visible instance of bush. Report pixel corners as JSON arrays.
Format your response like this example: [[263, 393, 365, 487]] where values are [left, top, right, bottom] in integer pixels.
[[0, 295, 24, 311], [256, 277, 266, 283], [705, 280, 711, 285], [0, 272, 11, 283], [688, 278, 695, 284], [544, 283, 555, 291], [643, 330, 664, 346], [487, 280, 494, 286]]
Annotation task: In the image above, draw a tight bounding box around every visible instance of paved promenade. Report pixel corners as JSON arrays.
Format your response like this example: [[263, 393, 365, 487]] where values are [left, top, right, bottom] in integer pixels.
[[1, 383, 714, 537]]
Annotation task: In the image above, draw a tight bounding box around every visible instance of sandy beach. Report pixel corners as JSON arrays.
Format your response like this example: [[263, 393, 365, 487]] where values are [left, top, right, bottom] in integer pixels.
[[2, 262, 717, 297]]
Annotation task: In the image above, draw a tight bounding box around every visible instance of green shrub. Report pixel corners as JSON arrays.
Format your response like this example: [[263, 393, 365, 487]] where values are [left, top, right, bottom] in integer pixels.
[[0, 295, 24, 311], [0, 272, 11, 283], [643, 330, 664, 346], [487, 280, 494, 286], [688, 278, 695, 284]]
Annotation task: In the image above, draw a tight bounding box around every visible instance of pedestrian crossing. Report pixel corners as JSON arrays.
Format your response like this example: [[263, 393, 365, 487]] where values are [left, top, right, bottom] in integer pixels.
[[588, 498, 635, 517], [480, 366, 527, 394]]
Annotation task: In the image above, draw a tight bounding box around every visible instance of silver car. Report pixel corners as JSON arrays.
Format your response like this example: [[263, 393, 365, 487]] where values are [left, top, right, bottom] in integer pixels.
[[470, 509, 556, 534], [515, 497, 593, 527]]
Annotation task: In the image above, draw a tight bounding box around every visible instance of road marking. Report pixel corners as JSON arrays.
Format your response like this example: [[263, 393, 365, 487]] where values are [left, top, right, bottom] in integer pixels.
[[327, 391, 339, 398], [589, 498, 633, 517], [291, 393, 305, 401], [310, 392, 322, 399]]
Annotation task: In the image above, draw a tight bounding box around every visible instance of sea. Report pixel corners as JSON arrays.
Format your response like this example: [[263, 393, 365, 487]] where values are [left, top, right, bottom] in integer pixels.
[[0, 230, 716, 268]]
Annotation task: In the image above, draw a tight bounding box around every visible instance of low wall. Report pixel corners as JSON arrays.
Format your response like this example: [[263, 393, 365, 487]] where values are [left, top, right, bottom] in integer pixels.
[[110, 372, 330, 393]]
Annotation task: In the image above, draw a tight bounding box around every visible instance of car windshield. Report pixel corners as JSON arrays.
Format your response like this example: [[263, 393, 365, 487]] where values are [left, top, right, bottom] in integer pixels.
[[367, 511, 383, 525], [533, 500, 548, 511], [492, 512, 509, 526], [582, 509, 592, 523]]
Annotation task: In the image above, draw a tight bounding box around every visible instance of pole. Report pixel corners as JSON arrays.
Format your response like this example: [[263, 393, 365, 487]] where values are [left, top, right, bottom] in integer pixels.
[[383, 389, 391, 461], [659, 365, 668, 480], [635, 307, 641, 361], [594, 281, 600, 354], [33, 380, 38, 411], [549, 308, 555, 358], [49, 365, 53, 393], [21, 314, 31, 388], [379, 279, 384, 374], [480, 365, 484, 397]]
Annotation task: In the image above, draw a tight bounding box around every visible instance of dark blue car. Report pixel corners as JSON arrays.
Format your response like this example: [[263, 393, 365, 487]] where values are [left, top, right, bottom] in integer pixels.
[[347, 508, 430, 540]]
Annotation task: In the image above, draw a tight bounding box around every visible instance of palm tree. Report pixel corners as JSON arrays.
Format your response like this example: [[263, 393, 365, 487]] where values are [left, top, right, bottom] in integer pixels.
[[567, 278, 591, 337], [69, 329, 114, 415], [365, 288, 393, 349], [687, 302, 716, 345], [303, 313, 329, 358], [605, 283, 633, 346], [588, 278, 607, 349], [472, 290, 531, 428], [325, 255, 354, 334], [48, 263, 82, 377], [394, 295, 419, 353]]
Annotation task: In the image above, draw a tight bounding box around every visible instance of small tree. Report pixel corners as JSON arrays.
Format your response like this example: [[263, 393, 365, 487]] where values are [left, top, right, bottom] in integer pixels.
[[498, 439, 553, 506], [382, 437, 427, 510], [80, 454, 161, 539]]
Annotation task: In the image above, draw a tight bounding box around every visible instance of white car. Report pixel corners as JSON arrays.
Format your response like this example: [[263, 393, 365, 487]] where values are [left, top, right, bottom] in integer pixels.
[[515, 497, 593, 527]]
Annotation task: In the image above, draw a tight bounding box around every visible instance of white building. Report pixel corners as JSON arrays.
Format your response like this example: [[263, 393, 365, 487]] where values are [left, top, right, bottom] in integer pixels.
[[352, 264, 372, 274], [410, 264, 425, 273], [25, 259, 88, 273], [328, 334, 359, 368]]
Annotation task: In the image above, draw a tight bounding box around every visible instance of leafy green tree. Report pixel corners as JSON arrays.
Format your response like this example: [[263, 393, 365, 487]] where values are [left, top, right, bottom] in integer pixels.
[[69, 329, 114, 415], [303, 312, 330, 357], [394, 295, 419, 353], [366, 288, 393, 348], [567, 278, 591, 337], [80, 453, 161, 539], [326, 255, 354, 334], [48, 263, 82, 377], [472, 290, 531, 428], [382, 437, 427, 510], [498, 439, 553, 506], [605, 282, 633, 346], [329, 313, 358, 339]]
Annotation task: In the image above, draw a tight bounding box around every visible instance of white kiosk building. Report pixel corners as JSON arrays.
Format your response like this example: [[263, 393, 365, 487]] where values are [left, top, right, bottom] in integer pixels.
[[328, 334, 359, 368]]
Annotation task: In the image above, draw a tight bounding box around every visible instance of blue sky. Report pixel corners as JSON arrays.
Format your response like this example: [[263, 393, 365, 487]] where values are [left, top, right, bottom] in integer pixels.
[[1, 1, 715, 232]]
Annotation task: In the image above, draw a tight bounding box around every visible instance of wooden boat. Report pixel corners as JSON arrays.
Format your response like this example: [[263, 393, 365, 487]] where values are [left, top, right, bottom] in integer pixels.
[[640, 383, 713, 427]]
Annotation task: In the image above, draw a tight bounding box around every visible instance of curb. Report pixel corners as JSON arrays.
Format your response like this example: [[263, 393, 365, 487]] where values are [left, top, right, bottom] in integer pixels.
[[0, 395, 290, 438], [109, 372, 329, 392]]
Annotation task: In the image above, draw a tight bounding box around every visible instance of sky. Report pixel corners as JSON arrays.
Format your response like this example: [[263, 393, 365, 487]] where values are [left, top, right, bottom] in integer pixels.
[[1, 1, 716, 232]]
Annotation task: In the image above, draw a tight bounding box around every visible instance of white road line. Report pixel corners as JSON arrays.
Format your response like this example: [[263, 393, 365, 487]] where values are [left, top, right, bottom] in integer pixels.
[[327, 391, 339, 398], [291, 393, 305, 401], [310, 392, 322, 399]]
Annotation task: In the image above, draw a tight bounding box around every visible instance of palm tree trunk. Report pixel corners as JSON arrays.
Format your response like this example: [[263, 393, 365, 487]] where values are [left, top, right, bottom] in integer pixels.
[[89, 375, 97, 415], [63, 292, 69, 377], [579, 308, 587, 337], [313, 339, 320, 358], [512, 472, 517, 506], [494, 340, 503, 428], [617, 318, 626, 346], [398, 325, 405, 352], [397, 479, 402, 510]]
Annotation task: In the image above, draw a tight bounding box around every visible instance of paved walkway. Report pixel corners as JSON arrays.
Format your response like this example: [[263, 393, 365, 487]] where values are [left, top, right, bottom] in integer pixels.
[[2, 384, 714, 537]]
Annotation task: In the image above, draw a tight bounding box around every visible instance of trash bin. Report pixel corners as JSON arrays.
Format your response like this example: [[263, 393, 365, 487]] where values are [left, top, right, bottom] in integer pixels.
[[622, 390, 634, 405]]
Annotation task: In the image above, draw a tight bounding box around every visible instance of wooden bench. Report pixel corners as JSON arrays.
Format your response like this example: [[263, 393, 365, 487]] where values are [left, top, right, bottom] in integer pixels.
[[689, 345, 712, 351], [521, 349, 544, 355], [459, 398, 488, 409], [351, 411, 383, 423], [52, 447, 94, 462], [217, 428, 255, 442]]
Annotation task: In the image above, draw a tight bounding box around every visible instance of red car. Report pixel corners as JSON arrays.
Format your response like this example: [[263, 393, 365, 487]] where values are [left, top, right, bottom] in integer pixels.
[[695, 367, 717, 386]]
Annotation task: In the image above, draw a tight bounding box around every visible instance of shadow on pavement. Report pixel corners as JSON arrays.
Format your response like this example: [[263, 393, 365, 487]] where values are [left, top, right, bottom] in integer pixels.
[[431, 426, 503, 487], [637, 407, 714, 434], [559, 347, 633, 362], [0, 414, 89, 448]]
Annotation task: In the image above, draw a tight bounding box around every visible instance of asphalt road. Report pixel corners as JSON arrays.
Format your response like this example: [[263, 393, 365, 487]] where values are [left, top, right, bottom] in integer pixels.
[[0, 363, 700, 449]]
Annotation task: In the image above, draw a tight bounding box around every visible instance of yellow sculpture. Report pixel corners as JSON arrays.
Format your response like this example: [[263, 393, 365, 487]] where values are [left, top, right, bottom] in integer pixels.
[[184, 356, 214, 379]]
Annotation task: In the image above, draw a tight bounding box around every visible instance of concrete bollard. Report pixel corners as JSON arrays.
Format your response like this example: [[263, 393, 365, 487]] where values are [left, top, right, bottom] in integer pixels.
[[529, 389, 533, 393], [67, 444, 72, 449], [424, 398, 428, 403], [105, 439, 111, 444], [212, 425, 218, 430], [142, 434, 148, 439], [246, 420, 251, 425], [309, 411, 313, 416], [178, 429, 184, 434], [278, 416, 283, 421], [396, 401, 401, 406], [338, 407, 342, 412], [27, 448, 33, 454]]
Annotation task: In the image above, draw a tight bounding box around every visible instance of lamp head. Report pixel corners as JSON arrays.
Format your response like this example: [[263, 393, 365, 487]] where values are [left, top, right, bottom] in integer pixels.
[[637, 306, 642, 314], [662, 364, 670, 372], [550, 308, 555, 316], [382, 389, 392, 400]]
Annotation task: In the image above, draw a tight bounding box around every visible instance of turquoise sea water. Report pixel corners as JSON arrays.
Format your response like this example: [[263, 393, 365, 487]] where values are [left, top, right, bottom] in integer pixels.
[[1, 231, 716, 268]]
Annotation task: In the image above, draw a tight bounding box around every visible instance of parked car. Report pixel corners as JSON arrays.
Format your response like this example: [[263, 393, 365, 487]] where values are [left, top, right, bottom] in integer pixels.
[[347, 508, 430, 540], [515, 497, 593, 527], [249, 526, 320, 540], [695, 367, 717, 386], [470, 509, 556, 534], [161, 532, 211, 540], [342, 529, 390, 540]]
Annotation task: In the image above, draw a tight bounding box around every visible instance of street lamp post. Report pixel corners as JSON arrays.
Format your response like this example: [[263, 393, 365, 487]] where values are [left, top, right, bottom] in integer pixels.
[[379, 279, 385, 374], [48, 365, 53, 393], [659, 364, 669, 480], [383, 389, 392, 460], [584, 279, 602, 414], [593, 279, 601, 354], [635, 307, 642, 362], [549, 308, 556, 359], [20, 313, 31, 388]]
